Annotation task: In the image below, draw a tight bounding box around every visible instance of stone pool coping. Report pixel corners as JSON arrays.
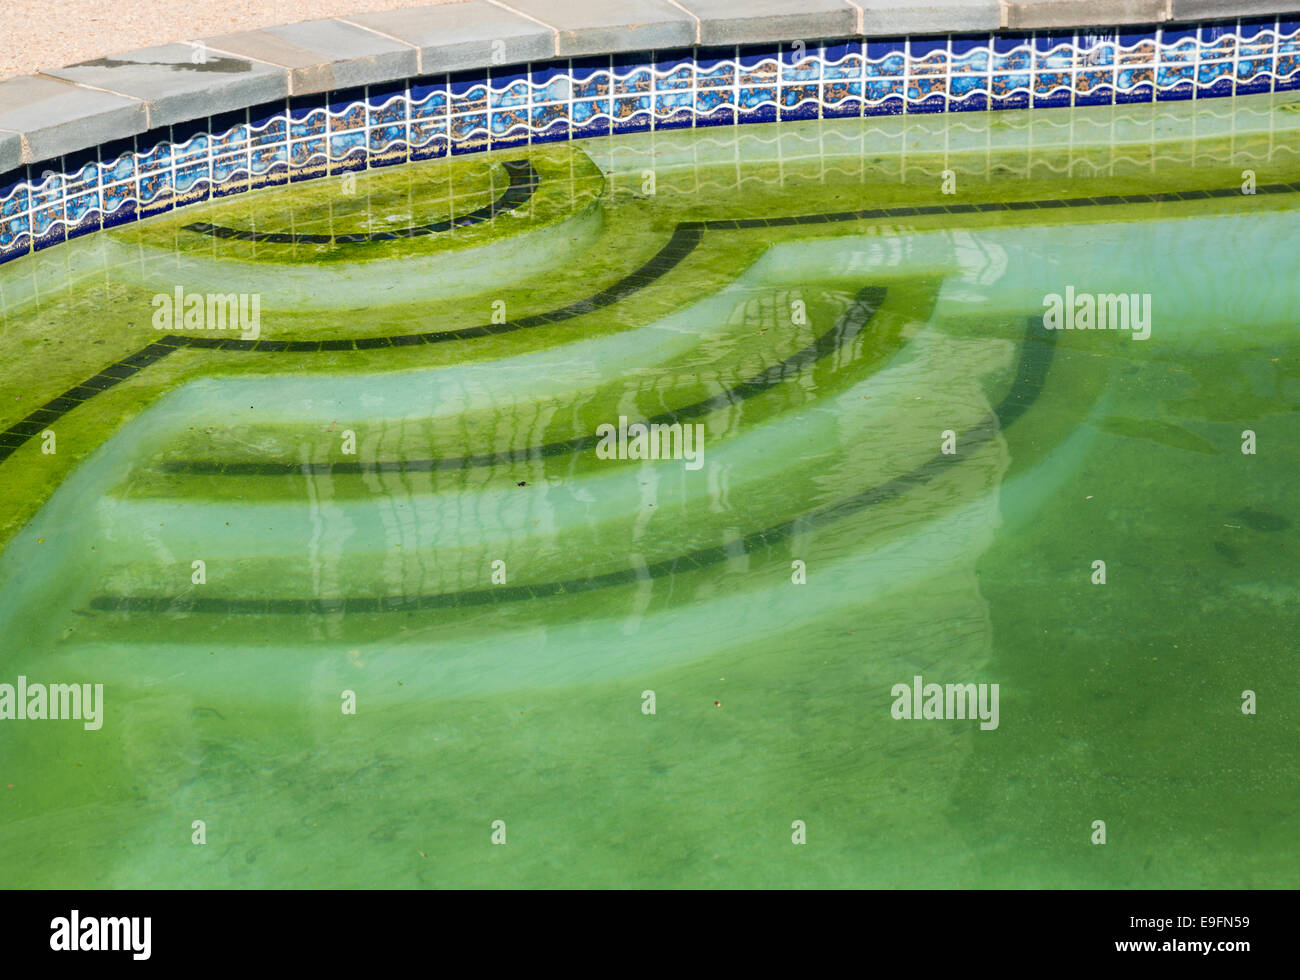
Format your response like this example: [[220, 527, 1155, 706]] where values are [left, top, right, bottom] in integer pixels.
[[3, 0, 1300, 171]]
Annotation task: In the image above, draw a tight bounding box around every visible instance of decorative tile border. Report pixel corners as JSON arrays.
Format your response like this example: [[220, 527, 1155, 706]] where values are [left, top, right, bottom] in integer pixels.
[[2, 16, 1300, 267]]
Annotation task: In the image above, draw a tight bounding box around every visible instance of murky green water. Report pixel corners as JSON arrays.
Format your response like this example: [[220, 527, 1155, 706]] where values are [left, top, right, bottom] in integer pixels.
[[1, 95, 1297, 888]]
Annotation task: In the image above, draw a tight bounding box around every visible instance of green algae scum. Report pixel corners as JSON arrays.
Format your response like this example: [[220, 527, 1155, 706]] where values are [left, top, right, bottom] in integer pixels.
[[1, 95, 1298, 889]]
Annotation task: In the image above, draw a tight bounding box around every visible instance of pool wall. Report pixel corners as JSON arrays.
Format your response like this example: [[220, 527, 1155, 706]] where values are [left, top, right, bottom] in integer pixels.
[[1, 2, 1299, 266]]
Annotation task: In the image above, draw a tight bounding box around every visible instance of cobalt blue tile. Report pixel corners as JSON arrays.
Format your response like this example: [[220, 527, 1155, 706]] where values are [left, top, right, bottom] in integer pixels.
[[248, 98, 287, 127], [529, 102, 568, 132], [410, 76, 448, 112], [32, 205, 67, 251], [100, 191, 138, 228], [65, 190, 101, 239], [1033, 89, 1072, 108], [327, 86, 367, 117], [864, 78, 904, 102], [1034, 32, 1074, 51], [172, 116, 210, 150], [906, 93, 946, 113], [822, 40, 862, 64], [991, 91, 1031, 110], [571, 113, 611, 139], [1236, 72, 1274, 95], [1156, 81, 1195, 101], [1119, 28, 1157, 47], [1282, 18, 1300, 37], [329, 136, 368, 173], [612, 109, 651, 134], [0, 214, 31, 263], [1116, 82, 1153, 104], [409, 125, 448, 161], [949, 74, 986, 97], [864, 96, 903, 116], [738, 43, 780, 69], [698, 45, 736, 67], [288, 92, 327, 128], [696, 88, 735, 118], [211, 108, 250, 151], [490, 128, 530, 149], [98, 137, 135, 182], [1161, 24, 1199, 44], [175, 160, 211, 193], [531, 118, 570, 144], [822, 96, 862, 118], [950, 34, 989, 55], [695, 107, 735, 127], [0, 171, 26, 216], [909, 76, 947, 100], [1199, 21, 1237, 58], [1075, 83, 1115, 106], [369, 95, 406, 128], [698, 60, 736, 87], [571, 55, 611, 98], [656, 48, 694, 88], [864, 53, 906, 77], [450, 70, 488, 114], [136, 127, 172, 171], [781, 82, 819, 107], [613, 49, 653, 83], [1199, 76, 1235, 98], [823, 79, 862, 108], [60, 148, 100, 193], [491, 106, 531, 135], [736, 103, 778, 124], [1277, 70, 1300, 91], [993, 32, 1032, 53], [866, 39, 907, 61], [1239, 16, 1274, 38], [490, 66, 530, 107], [450, 113, 489, 145], [780, 101, 819, 121], [212, 149, 249, 183], [367, 78, 407, 107], [951, 47, 990, 73], [738, 85, 777, 109], [992, 47, 1032, 72], [655, 110, 693, 130], [949, 92, 989, 111], [570, 98, 610, 124]]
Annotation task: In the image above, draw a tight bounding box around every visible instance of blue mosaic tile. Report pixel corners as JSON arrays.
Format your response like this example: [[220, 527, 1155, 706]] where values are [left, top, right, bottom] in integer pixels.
[[1, 21, 1297, 269]]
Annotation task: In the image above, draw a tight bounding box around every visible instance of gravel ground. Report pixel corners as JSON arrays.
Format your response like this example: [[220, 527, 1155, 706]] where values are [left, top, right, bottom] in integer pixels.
[[2, 0, 466, 80]]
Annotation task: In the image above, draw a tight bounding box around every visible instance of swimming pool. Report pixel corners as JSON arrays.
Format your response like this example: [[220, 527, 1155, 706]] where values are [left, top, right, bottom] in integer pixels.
[[1, 70, 1297, 887]]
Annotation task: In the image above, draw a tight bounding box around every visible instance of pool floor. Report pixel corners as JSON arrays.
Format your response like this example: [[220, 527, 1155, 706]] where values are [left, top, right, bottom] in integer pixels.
[[0, 94, 1297, 887]]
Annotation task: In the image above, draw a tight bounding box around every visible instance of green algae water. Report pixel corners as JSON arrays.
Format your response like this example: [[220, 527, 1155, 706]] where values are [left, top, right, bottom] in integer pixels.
[[1, 95, 1297, 888]]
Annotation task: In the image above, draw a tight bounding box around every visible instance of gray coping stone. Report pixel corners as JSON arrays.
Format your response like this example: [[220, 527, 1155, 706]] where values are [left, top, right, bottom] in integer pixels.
[[0, 75, 147, 165], [344, 2, 555, 74], [850, 0, 1001, 35], [0, 130, 22, 174], [501, 0, 696, 56], [43, 43, 288, 130], [204, 19, 417, 95], [676, 0, 859, 45], [1170, 0, 1294, 19], [1002, 0, 1168, 30]]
